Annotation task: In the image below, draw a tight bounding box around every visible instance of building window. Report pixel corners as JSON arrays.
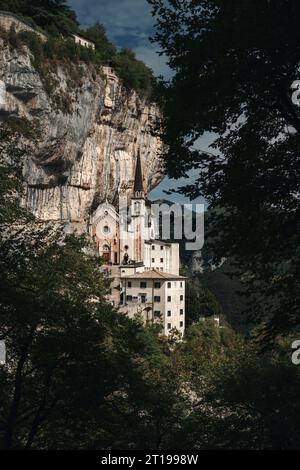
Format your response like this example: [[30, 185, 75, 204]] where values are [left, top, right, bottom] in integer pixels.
[[160, 246, 164, 250], [180, 282, 183, 288], [126, 295, 132, 302], [154, 311, 161, 318], [180, 309, 184, 315], [167, 311, 171, 317], [167, 282, 171, 288], [134, 201, 141, 214], [154, 282, 161, 289], [160, 258, 163, 263], [180, 321, 183, 327], [128, 281, 132, 288], [167, 296, 171, 302], [152, 245, 155, 250], [140, 282, 147, 288], [152, 258, 155, 263], [102, 225, 111, 235], [167, 323, 171, 330], [154, 296, 161, 303], [180, 295, 184, 301]]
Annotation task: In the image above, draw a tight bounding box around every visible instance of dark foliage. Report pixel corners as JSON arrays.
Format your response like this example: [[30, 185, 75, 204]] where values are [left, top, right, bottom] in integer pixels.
[[149, 0, 300, 339]]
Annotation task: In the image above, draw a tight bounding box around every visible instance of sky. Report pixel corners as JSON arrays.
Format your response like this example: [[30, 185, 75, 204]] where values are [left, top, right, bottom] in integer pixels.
[[68, 0, 210, 208]]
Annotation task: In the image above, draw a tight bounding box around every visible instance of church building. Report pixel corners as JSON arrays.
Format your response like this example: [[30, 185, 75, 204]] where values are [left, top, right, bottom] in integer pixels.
[[89, 153, 186, 337]]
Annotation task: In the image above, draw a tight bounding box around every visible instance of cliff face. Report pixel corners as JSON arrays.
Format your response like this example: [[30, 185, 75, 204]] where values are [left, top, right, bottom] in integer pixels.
[[0, 39, 164, 231]]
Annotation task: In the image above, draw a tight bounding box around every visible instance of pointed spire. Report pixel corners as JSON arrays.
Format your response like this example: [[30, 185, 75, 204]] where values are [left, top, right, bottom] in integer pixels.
[[133, 151, 144, 198]]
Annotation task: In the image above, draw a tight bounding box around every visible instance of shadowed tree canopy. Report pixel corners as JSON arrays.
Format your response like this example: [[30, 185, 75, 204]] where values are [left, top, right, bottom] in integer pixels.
[[149, 0, 300, 339]]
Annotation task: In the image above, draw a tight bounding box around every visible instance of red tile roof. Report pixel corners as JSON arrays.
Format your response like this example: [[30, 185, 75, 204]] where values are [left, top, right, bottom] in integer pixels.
[[123, 269, 186, 280]]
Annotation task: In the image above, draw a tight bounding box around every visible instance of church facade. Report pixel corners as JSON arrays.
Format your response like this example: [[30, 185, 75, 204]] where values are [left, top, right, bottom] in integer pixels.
[[89, 153, 186, 337]]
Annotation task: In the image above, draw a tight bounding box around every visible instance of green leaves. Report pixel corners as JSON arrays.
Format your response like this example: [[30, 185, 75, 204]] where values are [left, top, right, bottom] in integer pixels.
[[0, 4, 158, 101], [150, 0, 300, 337]]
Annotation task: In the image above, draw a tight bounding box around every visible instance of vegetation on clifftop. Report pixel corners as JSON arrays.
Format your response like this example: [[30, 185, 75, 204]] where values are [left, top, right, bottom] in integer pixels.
[[0, 1, 157, 100]]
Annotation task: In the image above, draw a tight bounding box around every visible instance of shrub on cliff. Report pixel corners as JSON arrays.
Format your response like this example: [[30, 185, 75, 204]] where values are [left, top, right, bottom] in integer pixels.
[[113, 48, 156, 99], [0, 0, 78, 36], [0, 5, 157, 100], [84, 22, 117, 63]]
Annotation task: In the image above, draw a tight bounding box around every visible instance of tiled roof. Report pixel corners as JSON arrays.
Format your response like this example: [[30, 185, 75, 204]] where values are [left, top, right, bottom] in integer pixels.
[[123, 269, 186, 280]]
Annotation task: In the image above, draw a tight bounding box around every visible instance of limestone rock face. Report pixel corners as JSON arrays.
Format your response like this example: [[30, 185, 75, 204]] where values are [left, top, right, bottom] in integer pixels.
[[0, 39, 164, 231]]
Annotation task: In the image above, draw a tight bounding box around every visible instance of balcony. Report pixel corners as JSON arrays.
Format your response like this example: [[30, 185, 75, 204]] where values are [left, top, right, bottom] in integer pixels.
[[125, 296, 153, 305]]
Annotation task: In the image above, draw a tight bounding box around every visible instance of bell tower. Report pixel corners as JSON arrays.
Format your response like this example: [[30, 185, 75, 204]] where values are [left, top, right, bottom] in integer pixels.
[[133, 150, 145, 200], [131, 151, 146, 262]]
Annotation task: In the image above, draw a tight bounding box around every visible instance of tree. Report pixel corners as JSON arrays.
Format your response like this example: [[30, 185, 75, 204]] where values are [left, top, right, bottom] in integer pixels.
[[0, 0, 79, 35], [185, 277, 221, 326], [149, 0, 300, 339], [84, 22, 117, 61], [172, 324, 300, 450], [113, 48, 156, 99], [207, 340, 300, 449]]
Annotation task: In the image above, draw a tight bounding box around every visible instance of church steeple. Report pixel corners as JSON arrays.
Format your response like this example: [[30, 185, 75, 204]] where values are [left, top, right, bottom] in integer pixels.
[[133, 151, 145, 199]]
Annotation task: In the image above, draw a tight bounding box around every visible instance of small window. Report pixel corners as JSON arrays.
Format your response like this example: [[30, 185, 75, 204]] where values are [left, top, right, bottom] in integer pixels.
[[154, 296, 161, 303], [154, 311, 161, 318], [180, 321, 183, 327], [126, 295, 132, 302], [180, 295, 184, 301], [180, 309, 184, 315], [134, 201, 141, 214], [167, 296, 171, 302], [128, 281, 132, 288], [167, 282, 171, 288], [160, 246, 164, 251], [180, 282, 183, 288], [152, 258, 155, 263], [167, 311, 171, 317], [102, 225, 111, 235], [154, 282, 161, 289], [160, 258, 163, 263], [152, 245, 155, 250], [167, 323, 171, 330], [140, 282, 147, 288]]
